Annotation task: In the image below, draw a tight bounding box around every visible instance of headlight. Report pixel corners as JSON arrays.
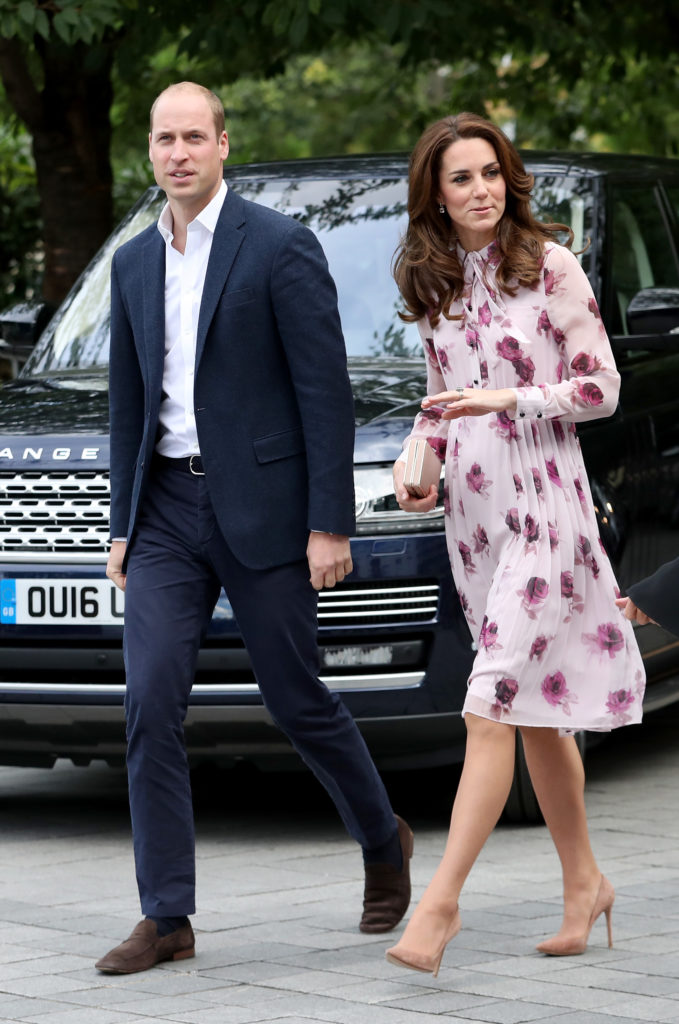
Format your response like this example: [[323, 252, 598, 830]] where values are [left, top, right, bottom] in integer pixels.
[[354, 465, 445, 535]]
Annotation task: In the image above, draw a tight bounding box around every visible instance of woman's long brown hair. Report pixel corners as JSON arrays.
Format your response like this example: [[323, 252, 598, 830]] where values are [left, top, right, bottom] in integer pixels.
[[393, 113, 573, 326]]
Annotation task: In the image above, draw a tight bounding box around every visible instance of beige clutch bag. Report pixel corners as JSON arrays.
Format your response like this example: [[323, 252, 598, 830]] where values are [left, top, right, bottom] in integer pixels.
[[403, 439, 442, 498]]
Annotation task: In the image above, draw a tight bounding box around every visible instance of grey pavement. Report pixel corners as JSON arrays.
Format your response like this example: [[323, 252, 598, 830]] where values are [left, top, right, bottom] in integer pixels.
[[1, 708, 678, 1024]]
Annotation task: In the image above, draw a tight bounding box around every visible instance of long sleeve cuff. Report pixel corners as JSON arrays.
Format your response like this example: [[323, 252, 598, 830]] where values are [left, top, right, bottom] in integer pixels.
[[508, 386, 547, 421]]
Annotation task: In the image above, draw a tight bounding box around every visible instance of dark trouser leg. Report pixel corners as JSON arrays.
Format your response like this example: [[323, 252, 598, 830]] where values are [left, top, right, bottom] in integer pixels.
[[204, 527, 397, 850], [123, 468, 220, 917]]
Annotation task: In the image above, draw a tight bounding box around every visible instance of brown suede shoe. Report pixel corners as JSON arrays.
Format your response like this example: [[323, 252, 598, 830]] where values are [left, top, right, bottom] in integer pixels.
[[95, 918, 195, 974], [359, 814, 413, 933]]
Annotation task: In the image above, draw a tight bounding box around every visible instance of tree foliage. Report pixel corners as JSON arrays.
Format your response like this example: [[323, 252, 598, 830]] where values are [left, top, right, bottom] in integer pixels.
[[0, 0, 677, 309], [0, 112, 41, 304]]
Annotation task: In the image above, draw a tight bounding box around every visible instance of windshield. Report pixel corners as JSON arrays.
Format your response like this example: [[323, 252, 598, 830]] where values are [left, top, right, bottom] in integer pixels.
[[25, 169, 593, 375]]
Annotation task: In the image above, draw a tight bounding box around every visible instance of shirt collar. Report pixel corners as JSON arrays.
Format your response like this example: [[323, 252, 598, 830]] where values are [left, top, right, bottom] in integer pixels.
[[157, 179, 228, 244]]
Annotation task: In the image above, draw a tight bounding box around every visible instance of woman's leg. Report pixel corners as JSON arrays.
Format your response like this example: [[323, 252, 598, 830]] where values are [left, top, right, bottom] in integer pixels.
[[390, 713, 516, 958], [519, 727, 604, 946]]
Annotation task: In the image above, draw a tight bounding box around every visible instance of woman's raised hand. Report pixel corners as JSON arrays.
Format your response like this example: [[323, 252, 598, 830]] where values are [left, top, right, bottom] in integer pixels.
[[424, 387, 517, 420]]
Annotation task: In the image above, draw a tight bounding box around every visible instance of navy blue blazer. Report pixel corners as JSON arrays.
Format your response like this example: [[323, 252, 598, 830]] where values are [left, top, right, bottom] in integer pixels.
[[108, 187, 356, 570]]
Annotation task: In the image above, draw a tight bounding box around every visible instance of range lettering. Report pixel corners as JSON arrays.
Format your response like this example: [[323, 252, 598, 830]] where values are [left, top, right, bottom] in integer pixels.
[[0, 447, 101, 461]]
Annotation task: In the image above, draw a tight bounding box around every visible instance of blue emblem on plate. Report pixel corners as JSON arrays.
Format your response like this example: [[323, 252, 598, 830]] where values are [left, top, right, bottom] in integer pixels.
[[1, 579, 16, 623]]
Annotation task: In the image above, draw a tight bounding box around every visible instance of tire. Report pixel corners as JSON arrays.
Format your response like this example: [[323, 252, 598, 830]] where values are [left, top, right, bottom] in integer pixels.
[[503, 730, 587, 824]]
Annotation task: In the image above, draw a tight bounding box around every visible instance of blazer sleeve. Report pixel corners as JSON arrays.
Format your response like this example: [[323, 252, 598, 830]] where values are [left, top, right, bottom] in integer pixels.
[[108, 253, 145, 540], [269, 221, 356, 536], [627, 554, 679, 637]]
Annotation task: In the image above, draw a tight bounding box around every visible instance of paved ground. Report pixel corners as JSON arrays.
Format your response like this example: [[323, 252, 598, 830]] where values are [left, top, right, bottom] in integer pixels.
[[0, 707, 678, 1024]]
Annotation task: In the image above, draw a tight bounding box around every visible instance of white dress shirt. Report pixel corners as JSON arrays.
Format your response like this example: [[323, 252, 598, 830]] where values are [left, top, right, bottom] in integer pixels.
[[155, 180, 227, 457]]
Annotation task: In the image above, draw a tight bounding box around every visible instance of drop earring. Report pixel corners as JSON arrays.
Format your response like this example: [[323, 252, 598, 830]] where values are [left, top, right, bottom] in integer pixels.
[[439, 203, 446, 214]]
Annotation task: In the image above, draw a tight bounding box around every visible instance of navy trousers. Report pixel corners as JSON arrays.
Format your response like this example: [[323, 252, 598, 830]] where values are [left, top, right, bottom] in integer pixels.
[[122, 459, 396, 916]]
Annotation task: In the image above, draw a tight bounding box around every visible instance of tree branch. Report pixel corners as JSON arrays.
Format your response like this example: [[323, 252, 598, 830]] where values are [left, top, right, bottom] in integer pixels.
[[0, 37, 42, 131]]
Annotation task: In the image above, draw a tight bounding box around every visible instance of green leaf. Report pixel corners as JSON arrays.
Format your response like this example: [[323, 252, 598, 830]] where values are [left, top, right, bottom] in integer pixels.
[[288, 10, 309, 47], [52, 11, 74, 43], [381, 3, 401, 40], [78, 16, 95, 44], [17, 1, 35, 26], [33, 7, 49, 37], [0, 12, 17, 38], [261, 4, 278, 28], [60, 7, 82, 25]]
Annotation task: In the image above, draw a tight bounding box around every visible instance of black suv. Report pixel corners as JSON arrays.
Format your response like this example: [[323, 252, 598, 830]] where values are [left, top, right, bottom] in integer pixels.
[[1, 152, 679, 819]]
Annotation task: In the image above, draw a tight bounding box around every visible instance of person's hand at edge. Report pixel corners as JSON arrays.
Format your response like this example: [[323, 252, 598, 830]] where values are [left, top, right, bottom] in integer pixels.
[[307, 532, 352, 591], [106, 539, 127, 592], [615, 596, 656, 626]]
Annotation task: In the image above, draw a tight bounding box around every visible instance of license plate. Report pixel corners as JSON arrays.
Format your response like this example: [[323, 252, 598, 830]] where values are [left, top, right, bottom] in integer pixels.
[[0, 578, 125, 626]]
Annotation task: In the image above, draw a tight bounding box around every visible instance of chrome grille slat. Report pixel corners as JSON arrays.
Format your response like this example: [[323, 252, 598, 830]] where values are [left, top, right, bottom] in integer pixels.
[[320, 594, 437, 608], [320, 584, 436, 598], [0, 471, 111, 553], [318, 581, 439, 626]]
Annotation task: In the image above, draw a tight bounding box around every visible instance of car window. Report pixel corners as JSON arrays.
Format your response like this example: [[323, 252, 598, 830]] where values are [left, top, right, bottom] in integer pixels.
[[609, 185, 679, 334], [531, 174, 594, 278], [26, 189, 163, 374], [24, 168, 594, 374], [233, 176, 421, 359], [664, 185, 679, 225]]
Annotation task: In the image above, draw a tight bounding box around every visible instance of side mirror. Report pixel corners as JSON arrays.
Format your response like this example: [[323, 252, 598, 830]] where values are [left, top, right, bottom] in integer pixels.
[[0, 300, 54, 346], [626, 287, 679, 336], [0, 300, 55, 379]]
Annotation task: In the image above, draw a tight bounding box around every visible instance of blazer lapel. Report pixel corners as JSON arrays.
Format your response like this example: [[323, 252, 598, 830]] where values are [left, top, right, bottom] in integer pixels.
[[141, 230, 167, 392], [195, 190, 246, 368]]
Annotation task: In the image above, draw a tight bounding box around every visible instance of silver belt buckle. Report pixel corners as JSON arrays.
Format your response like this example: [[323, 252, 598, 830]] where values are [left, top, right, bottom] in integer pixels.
[[189, 454, 205, 476]]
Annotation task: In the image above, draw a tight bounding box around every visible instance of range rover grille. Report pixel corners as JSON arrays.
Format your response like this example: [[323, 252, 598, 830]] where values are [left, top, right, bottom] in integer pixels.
[[0, 471, 440, 625], [0, 470, 111, 552], [318, 581, 439, 626]]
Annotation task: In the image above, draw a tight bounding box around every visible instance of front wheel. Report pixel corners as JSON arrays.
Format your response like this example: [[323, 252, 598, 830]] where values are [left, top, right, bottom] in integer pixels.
[[503, 730, 587, 824]]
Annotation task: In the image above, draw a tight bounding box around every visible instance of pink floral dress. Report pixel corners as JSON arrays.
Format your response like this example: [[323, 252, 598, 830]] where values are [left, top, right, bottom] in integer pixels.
[[404, 240, 645, 731]]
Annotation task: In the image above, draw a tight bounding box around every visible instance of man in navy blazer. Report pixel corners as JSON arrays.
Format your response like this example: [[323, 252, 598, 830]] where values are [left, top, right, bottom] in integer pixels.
[[96, 82, 412, 974]]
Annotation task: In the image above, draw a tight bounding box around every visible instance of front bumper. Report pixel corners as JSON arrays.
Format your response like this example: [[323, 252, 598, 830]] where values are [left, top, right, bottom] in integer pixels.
[[0, 532, 475, 770]]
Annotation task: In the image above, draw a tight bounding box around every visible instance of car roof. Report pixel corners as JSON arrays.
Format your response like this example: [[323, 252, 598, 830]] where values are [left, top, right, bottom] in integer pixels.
[[224, 150, 679, 184]]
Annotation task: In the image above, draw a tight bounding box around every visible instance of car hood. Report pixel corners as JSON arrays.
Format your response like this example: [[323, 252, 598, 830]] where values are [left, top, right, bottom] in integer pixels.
[[350, 358, 425, 463], [0, 376, 110, 470], [0, 375, 109, 433], [0, 361, 424, 466]]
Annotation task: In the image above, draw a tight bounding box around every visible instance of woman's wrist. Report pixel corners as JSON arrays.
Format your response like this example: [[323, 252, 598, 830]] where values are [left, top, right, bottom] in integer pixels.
[[502, 388, 517, 411]]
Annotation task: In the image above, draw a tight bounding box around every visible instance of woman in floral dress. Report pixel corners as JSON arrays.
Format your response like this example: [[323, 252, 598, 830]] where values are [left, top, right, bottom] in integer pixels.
[[385, 114, 645, 977]]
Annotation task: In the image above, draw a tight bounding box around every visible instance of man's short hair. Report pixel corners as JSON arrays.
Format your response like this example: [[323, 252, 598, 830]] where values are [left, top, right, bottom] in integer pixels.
[[150, 82, 225, 138]]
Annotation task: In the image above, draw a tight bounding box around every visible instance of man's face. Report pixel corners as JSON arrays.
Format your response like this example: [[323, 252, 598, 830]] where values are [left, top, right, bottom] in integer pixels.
[[149, 91, 229, 218]]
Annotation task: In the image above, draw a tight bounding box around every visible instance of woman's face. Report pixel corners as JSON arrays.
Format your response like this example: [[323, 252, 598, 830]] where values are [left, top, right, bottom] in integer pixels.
[[437, 136, 506, 252]]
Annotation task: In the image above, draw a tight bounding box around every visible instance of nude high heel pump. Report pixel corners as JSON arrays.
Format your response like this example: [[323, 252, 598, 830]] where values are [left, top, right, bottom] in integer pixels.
[[536, 875, 614, 956], [385, 906, 461, 977]]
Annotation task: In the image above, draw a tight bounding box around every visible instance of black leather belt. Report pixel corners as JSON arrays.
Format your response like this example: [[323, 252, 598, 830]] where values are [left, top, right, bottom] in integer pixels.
[[154, 453, 205, 476]]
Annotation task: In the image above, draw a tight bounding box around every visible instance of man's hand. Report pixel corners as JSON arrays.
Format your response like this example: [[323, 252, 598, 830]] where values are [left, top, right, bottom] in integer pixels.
[[393, 459, 438, 512], [615, 596, 656, 626], [307, 532, 352, 591], [106, 540, 128, 592]]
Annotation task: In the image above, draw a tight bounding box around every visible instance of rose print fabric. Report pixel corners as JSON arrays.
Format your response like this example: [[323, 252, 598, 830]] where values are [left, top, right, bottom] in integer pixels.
[[404, 241, 645, 731]]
